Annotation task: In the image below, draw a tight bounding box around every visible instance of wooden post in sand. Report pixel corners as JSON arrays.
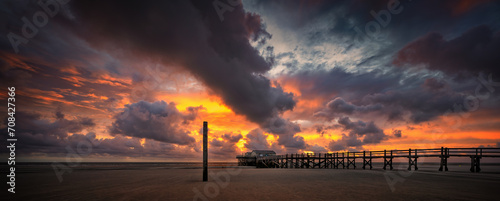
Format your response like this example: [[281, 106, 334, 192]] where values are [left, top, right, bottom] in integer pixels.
[[203, 121, 208, 182]]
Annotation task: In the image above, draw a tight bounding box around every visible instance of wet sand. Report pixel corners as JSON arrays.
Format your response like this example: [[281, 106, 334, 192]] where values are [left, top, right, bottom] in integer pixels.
[[7, 165, 500, 201]]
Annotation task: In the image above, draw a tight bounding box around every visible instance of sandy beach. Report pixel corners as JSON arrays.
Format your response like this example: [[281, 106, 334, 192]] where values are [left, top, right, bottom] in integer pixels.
[[5, 163, 500, 201]]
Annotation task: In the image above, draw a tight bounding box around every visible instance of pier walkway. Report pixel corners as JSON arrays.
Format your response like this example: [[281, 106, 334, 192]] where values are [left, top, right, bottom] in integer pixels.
[[237, 147, 500, 172]]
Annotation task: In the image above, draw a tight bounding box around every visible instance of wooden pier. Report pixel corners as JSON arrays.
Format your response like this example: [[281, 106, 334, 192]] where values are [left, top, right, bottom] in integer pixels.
[[238, 147, 500, 172]]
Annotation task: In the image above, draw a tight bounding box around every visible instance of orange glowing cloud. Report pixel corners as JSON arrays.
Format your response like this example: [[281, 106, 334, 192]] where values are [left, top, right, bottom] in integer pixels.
[[1, 52, 40, 73], [156, 91, 259, 138], [93, 73, 132, 87]]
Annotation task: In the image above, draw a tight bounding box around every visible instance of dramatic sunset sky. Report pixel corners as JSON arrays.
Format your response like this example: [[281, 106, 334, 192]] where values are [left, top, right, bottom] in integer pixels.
[[1, 0, 500, 162]]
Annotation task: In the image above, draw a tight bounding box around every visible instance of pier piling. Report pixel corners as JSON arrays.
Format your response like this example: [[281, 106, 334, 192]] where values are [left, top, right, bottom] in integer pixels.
[[241, 147, 500, 172]]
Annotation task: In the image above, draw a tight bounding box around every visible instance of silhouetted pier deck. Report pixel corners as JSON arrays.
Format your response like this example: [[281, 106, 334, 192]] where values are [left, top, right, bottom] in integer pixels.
[[237, 147, 500, 172]]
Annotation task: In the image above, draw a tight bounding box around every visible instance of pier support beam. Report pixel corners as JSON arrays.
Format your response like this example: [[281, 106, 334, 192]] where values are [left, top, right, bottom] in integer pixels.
[[439, 147, 449, 171], [280, 157, 284, 168], [470, 157, 481, 172], [333, 153, 338, 169], [383, 150, 393, 170], [312, 153, 316, 168], [301, 153, 305, 168], [307, 153, 311, 168], [470, 148, 482, 172], [363, 151, 372, 170], [285, 154, 288, 168], [328, 153, 330, 168], [408, 149, 418, 171], [337, 153, 345, 169], [347, 152, 356, 169], [325, 153, 330, 168], [295, 154, 300, 168]]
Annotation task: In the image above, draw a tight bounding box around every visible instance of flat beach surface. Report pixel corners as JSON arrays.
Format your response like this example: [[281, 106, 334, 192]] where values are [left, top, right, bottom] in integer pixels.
[[7, 164, 500, 201]]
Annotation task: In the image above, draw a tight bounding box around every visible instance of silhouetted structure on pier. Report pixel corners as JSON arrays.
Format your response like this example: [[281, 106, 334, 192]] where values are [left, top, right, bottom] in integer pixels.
[[236, 147, 500, 172], [237, 150, 276, 166]]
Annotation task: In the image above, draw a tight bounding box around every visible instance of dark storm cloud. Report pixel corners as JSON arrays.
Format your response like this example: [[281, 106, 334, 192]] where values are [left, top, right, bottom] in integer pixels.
[[244, 129, 271, 150], [275, 2, 500, 125], [288, 66, 470, 124], [246, 0, 395, 30], [183, 106, 205, 124], [392, 129, 402, 138], [276, 134, 306, 150], [1, 130, 198, 158], [363, 88, 465, 123], [338, 116, 386, 144], [394, 25, 500, 78], [109, 100, 196, 145], [284, 67, 403, 101], [0, 111, 95, 154], [328, 133, 362, 151], [246, 0, 500, 81], [8, 111, 95, 138], [209, 133, 243, 159], [0, 109, 200, 157], [245, 0, 500, 48], [328, 117, 387, 151], [260, 116, 306, 149], [222, 133, 243, 143], [55, 111, 65, 119], [67, 0, 301, 144], [0, 0, 121, 82], [313, 124, 337, 136], [422, 78, 448, 92]]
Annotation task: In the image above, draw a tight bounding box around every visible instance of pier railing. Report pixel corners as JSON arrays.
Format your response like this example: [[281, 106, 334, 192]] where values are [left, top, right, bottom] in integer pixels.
[[243, 147, 500, 172]]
